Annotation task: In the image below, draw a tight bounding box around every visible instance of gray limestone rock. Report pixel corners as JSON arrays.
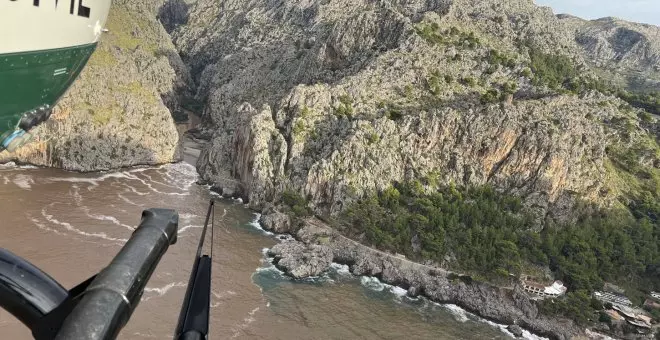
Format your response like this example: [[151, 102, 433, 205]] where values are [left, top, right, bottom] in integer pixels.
[[508, 324, 524, 337], [259, 210, 294, 234], [268, 241, 333, 279], [167, 0, 655, 222]]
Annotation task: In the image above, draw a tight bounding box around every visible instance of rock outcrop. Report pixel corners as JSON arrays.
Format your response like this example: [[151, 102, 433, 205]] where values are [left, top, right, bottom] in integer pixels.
[[268, 241, 333, 279], [0, 0, 190, 171], [166, 0, 655, 220]]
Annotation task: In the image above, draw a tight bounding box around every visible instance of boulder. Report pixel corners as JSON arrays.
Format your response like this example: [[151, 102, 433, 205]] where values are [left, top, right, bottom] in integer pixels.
[[268, 241, 333, 279], [507, 324, 524, 338]]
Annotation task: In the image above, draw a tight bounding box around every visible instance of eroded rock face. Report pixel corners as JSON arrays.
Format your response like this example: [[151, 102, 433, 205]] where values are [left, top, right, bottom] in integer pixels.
[[0, 0, 189, 171], [259, 206, 294, 234], [268, 241, 333, 279], [168, 0, 641, 220]]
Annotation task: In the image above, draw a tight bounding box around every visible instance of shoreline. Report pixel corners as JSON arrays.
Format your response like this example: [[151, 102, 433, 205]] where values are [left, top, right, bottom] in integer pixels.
[[256, 212, 583, 340], [259, 250, 546, 340]]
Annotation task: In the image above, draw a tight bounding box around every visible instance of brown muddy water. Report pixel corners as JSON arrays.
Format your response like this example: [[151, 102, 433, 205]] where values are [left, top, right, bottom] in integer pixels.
[[0, 153, 542, 339]]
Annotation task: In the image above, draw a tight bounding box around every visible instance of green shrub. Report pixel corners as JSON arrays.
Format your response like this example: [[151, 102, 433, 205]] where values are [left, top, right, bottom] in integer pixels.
[[404, 85, 414, 97], [415, 23, 447, 45], [502, 82, 518, 95], [540, 291, 597, 326], [481, 88, 500, 104], [487, 49, 516, 68], [335, 95, 354, 118], [528, 48, 577, 90], [462, 77, 477, 87], [618, 90, 660, 115], [281, 190, 312, 217], [385, 106, 403, 121], [366, 132, 380, 145], [292, 121, 305, 137], [521, 67, 532, 78], [427, 72, 443, 96]]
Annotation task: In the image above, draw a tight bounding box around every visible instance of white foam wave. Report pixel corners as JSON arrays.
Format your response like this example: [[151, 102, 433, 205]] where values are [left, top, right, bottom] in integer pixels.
[[248, 213, 273, 235], [142, 282, 187, 302], [41, 206, 128, 243], [82, 207, 135, 231], [12, 174, 34, 189], [0, 162, 38, 170], [256, 265, 283, 274], [71, 185, 83, 205], [162, 163, 198, 190], [121, 183, 150, 196], [132, 332, 163, 338], [441, 304, 470, 323], [117, 193, 143, 207], [178, 225, 203, 235], [330, 263, 351, 275], [43, 164, 195, 197], [212, 290, 237, 299], [210, 290, 238, 308], [123, 172, 189, 196], [425, 300, 549, 340], [360, 276, 386, 292], [179, 213, 198, 221], [46, 172, 130, 186], [477, 318, 549, 340], [231, 307, 260, 338], [390, 285, 408, 297], [135, 171, 179, 189], [30, 217, 67, 236], [0, 162, 17, 169], [585, 329, 616, 340]]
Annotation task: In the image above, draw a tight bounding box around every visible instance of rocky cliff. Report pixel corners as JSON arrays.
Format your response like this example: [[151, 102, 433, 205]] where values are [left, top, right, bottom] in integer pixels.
[[0, 0, 190, 171], [168, 0, 656, 222]]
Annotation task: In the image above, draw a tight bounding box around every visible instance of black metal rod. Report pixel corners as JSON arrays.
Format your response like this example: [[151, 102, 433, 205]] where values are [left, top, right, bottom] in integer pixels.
[[175, 200, 214, 339], [0, 249, 69, 330], [54, 208, 179, 340]]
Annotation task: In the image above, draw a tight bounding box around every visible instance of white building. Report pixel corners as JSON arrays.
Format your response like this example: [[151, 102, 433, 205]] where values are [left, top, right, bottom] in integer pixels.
[[523, 280, 567, 298], [594, 291, 633, 307]]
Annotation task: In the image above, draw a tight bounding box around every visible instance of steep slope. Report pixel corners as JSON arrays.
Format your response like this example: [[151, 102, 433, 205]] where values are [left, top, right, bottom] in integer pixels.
[[559, 14, 660, 91], [0, 0, 191, 171], [170, 0, 641, 220], [165, 0, 660, 336]]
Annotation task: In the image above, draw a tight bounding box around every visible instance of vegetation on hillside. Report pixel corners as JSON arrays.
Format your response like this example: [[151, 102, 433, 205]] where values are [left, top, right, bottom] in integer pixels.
[[525, 46, 660, 116], [339, 181, 660, 299], [528, 48, 578, 90]]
